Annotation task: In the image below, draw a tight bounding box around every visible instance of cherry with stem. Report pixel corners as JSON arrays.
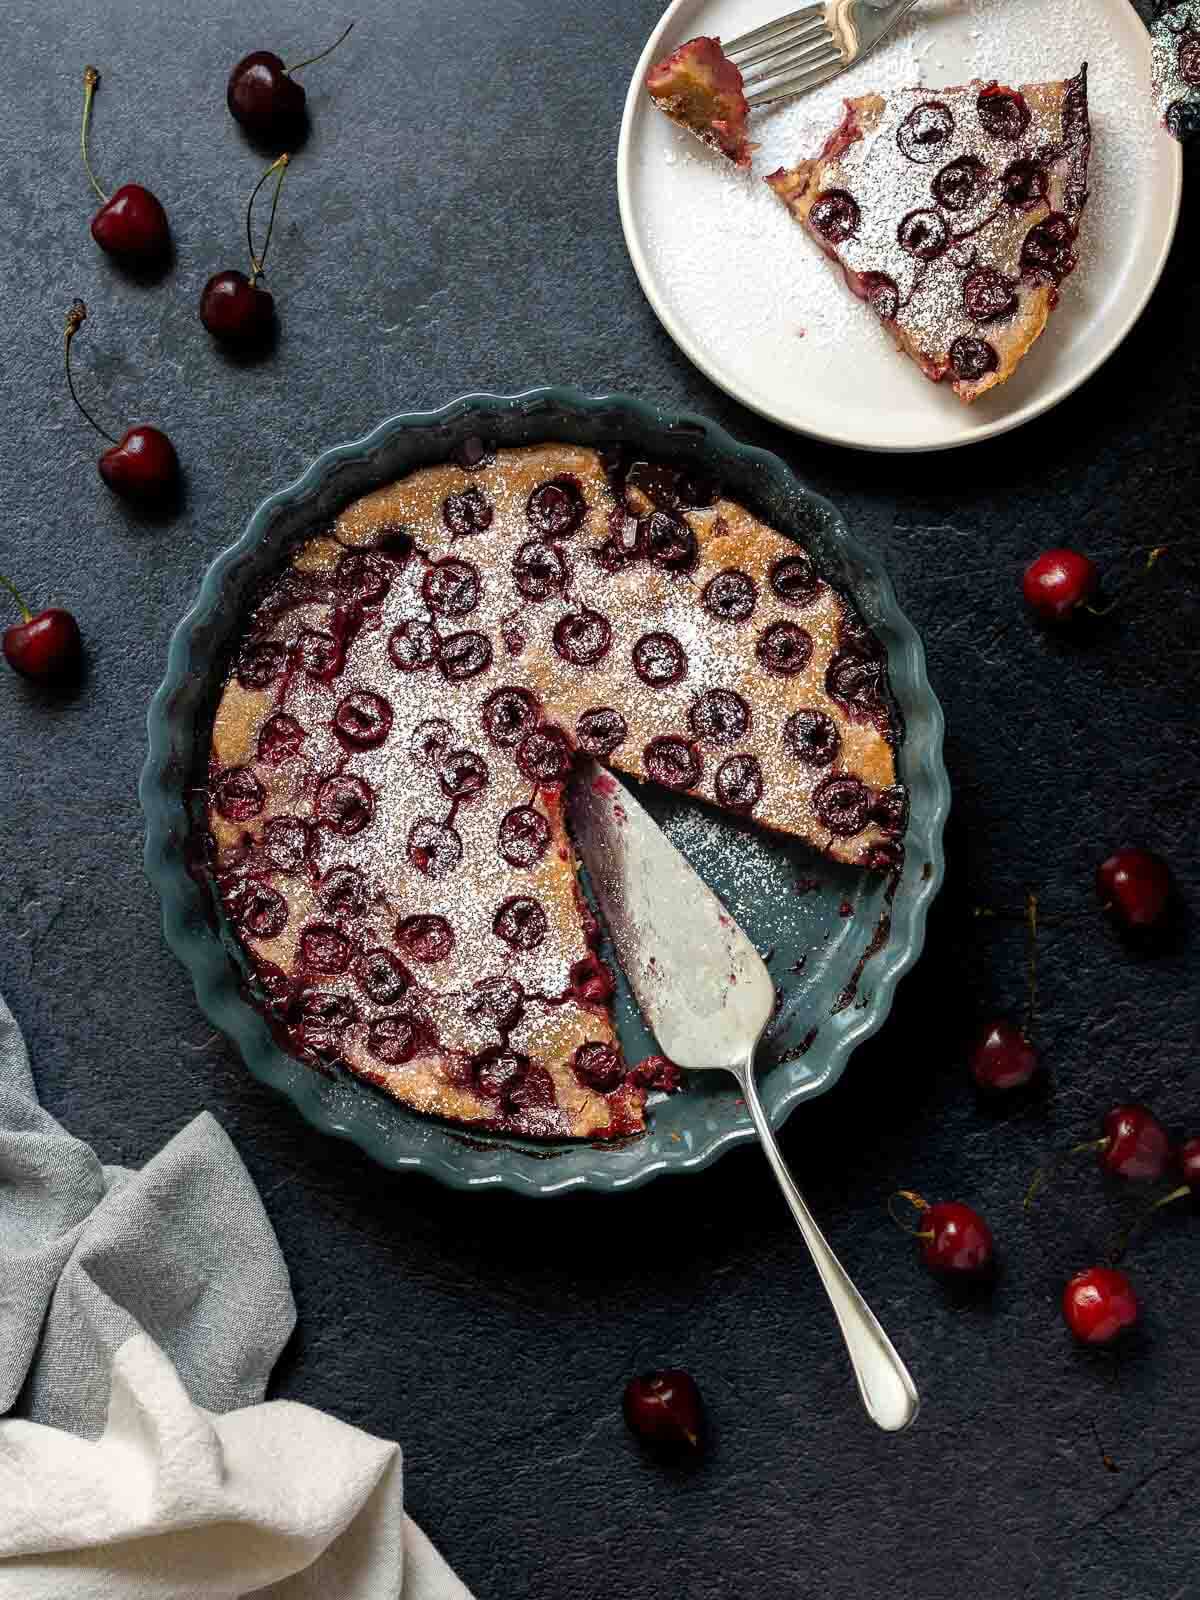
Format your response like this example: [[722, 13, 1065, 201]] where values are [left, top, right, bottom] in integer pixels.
[[1, 573, 82, 681], [65, 301, 179, 504], [227, 23, 355, 143], [889, 1190, 994, 1276], [1109, 1136, 1200, 1262], [80, 67, 170, 261], [200, 154, 291, 346], [1026, 1102, 1174, 1208]]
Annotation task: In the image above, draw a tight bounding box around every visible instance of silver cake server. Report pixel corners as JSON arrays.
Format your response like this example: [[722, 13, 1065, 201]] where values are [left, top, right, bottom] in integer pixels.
[[569, 759, 919, 1433]]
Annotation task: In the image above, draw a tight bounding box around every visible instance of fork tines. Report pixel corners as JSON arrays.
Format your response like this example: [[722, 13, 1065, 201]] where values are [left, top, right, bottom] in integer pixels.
[[724, 5, 845, 105]]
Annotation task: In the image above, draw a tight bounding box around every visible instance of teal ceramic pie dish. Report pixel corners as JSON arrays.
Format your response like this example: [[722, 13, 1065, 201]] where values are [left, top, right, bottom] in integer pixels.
[[141, 389, 949, 1195]]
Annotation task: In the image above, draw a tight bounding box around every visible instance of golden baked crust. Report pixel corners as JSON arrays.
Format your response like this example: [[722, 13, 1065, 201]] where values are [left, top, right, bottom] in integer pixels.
[[646, 36, 755, 168], [766, 68, 1091, 402], [207, 444, 904, 1139]]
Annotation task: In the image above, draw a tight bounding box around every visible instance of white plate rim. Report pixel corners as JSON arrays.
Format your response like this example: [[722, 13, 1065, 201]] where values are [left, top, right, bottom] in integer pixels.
[[617, 0, 1184, 454]]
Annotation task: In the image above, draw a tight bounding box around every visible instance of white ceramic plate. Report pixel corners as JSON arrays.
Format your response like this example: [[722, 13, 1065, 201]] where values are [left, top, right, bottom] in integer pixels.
[[618, 0, 1183, 452]]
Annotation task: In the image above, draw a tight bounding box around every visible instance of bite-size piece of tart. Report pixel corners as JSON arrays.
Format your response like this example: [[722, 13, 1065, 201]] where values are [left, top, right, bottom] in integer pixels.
[[646, 36, 754, 168], [206, 445, 904, 1141], [766, 66, 1092, 401]]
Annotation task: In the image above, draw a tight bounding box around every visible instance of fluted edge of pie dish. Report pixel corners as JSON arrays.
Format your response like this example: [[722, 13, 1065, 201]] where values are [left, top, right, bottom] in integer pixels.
[[141, 389, 950, 1196]]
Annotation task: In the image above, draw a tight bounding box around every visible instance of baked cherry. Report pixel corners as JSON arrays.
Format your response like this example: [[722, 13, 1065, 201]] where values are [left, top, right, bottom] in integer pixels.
[[715, 754, 763, 812], [388, 620, 438, 672], [573, 1040, 624, 1092], [337, 550, 391, 603], [630, 1054, 683, 1091], [261, 816, 315, 872], [783, 709, 839, 767], [80, 68, 170, 261], [423, 557, 481, 618], [516, 723, 573, 785], [407, 817, 463, 879], [623, 1371, 703, 1451], [703, 569, 756, 623], [258, 712, 306, 763], [1062, 1267, 1138, 1344], [898, 208, 949, 260], [643, 737, 701, 790], [644, 510, 697, 572], [809, 189, 860, 242], [1021, 213, 1077, 286], [813, 774, 870, 837], [1096, 848, 1172, 932], [231, 878, 288, 939], [1022, 548, 1099, 622], [238, 639, 287, 689], [512, 538, 567, 600], [354, 947, 412, 1006], [1002, 158, 1049, 209], [493, 895, 548, 951], [64, 302, 179, 504], [861, 272, 900, 321], [298, 923, 352, 974], [314, 773, 374, 835], [367, 1013, 421, 1065], [396, 914, 454, 964], [527, 476, 586, 539], [443, 485, 493, 537], [896, 100, 954, 162], [570, 954, 616, 1005], [0, 574, 82, 681], [893, 1191, 994, 1275], [933, 154, 988, 211], [482, 687, 538, 747], [963, 266, 1019, 324], [950, 337, 999, 382], [977, 85, 1031, 141], [553, 609, 612, 666], [320, 865, 371, 919], [632, 632, 686, 688], [498, 805, 551, 868], [411, 718, 455, 764], [769, 554, 819, 607], [970, 1020, 1038, 1091], [201, 154, 290, 346], [227, 23, 354, 142], [576, 706, 627, 756], [756, 621, 812, 676], [437, 630, 492, 681], [689, 688, 750, 746], [213, 766, 265, 821], [333, 689, 393, 749]]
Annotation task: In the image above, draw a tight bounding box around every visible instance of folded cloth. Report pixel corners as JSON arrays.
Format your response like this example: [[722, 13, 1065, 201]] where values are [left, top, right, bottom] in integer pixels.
[[0, 997, 473, 1600]]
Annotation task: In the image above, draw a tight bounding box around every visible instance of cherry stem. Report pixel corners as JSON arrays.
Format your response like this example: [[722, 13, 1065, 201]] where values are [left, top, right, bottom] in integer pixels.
[[80, 66, 108, 204], [1108, 1183, 1190, 1263], [246, 154, 290, 286], [1026, 1137, 1107, 1210], [0, 573, 33, 623], [1082, 540, 1195, 618], [888, 1189, 930, 1235], [285, 20, 355, 75], [1024, 890, 1039, 1039], [64, 301, 117, 445]]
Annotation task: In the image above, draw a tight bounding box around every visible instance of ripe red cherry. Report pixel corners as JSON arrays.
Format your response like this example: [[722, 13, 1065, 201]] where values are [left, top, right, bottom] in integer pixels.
[[1022, 548, 1099, 621], [622, 1370, 703, 1450], [893, 1191, 994, 1275], [65, 302, 179, 504], [227, 24, 354, 142], [1179, 1137, 1200, 1195], [1, 575, 82, 681], [1062, 1266, 1138, 1344], [1096, 848, 1172, 932], [201, 154, 290, 346], [969, 1019, 1038, 1091], [1098, 1104, 1173, 1181], [80, 70, 169, 261]]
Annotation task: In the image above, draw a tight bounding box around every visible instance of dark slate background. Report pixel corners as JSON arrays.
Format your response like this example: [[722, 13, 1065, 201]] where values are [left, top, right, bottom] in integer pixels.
[[2, 2, 1197, 1596]]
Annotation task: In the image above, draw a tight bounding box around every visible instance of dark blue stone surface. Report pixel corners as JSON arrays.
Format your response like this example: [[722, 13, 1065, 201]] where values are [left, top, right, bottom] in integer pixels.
[[1, 3, 1196, 1595]]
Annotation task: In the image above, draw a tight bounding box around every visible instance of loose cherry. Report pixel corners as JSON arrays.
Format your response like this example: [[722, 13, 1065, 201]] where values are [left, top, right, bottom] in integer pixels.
[[200, 154, 290, 346], [80, 68, 170, 261], [970, 1019, 1038, 1091], [622, 1370, 703, 1450], [0, 575, 82, 681], [1022, 548, 1099, 622], [892, 1191, 994, 1275], [1110, 1136, 1200, 1261], [227, 23, 355, 142], [1062, 1266, 1138, 1344], [64, 302, 179, 504], [1096, 848, 1173, 933], [1026, 1102, 1173, 1206]]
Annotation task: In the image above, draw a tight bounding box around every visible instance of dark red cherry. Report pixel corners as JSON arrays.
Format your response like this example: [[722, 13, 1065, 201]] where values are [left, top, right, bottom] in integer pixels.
[[715, 754, 763, 813], [1096, 848, 1172, 932], [573, 1040, 624, 1092], [630, 1054, 682, 1091], [644, 510, 698, 572], [258, 712, 305, 763], [860, 271, 900, 321], [1099, 1105, 1172, 1181], [1002, 158, 1049, 209], [703, 569, 756, 623], [498, 806, 552, 868], [336, 550, 391, 604], [213, 766, 264, 821], [769, 554, 819, 606], [977, 85, 1031, 141], [1021, 213, 1077, 285], [437, 630, 492, 681], [314, 774, 374, 836], [643, 737, 701, 791], [396, 913, 455, 964], [439, 748, 489, 801], [950, 337, 999, 382], [423, 558, 480, 618], [98, 426, 180, 504], [407, 817, 463, 879], [1022, 548, 1099, 622], [388, 620, 439, 672], [1180, 31, 1200, 86], [898, 208, 949, 260], [553, 609, 612, 666], [482, 687, 539, 748], [493, 895, 548, 951], [813, 774, 870, 837], [809, 188, 860, 242], [969, 1020, 1038, 1091], [298, 923, 353, 974], [91, 183, 170, 260], [469, 976, 526, 1031], [896, 100, 954, 162], [576, 706, 627, 756], [0, 576, 82, 681], [295, 628, 341, 680], [443, 485, 493, 537], [933, 154, 988, 211], [755, 621, 812, 676], [632, 632, 686, 688], [688, 688, 749, 746], [333, 690, 393, 749], [227, 51, 305, 138], [918, 1201, 994, 1275], [410, 718, 455, 765], [354, 947, 412, 1006], [623, 1371, 703, 1451], [570, 954, 616, 1005], [367, 1013, 422, 1066], [516, 723, 574, 785], [238, 639, 287, 689], [963, 266, 1019, 324], [453, 435, 495, 472], [512, 538, 567, 600], [261, 816, 315, 873], [1062, 1267, 1138, 1344], [200, 271, 275, 345], [783, 709, 840, 767], [232, 878, 288, 939], [826, 648, 887, 722], [320, 865, 371, 920], [527, 475, 586, 539]]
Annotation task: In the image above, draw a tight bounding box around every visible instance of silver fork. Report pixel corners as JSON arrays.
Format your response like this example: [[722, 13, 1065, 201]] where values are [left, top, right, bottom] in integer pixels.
[[725, 0, 921, 106]]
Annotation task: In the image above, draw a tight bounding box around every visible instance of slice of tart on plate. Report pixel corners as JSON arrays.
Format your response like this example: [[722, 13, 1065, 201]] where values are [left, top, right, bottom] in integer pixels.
[[646, 36, 754, 167], [766, 66, 1092, 401]]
